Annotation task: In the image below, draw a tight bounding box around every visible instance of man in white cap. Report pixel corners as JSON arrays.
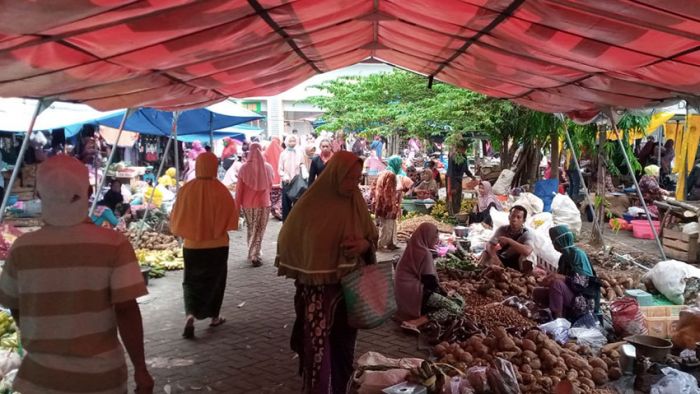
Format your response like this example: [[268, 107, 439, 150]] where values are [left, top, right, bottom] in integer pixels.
[[0, 155, 153, 393]]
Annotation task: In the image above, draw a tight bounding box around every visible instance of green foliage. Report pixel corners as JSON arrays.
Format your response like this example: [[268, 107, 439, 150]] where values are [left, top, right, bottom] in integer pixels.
[[306, 70, 515, 143], [605, 113, 649, 175], [564, 122, 597, 160]]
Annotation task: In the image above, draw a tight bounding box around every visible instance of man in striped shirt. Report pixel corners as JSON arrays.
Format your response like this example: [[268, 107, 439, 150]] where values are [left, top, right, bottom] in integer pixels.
[[0, 155, 153, 393]]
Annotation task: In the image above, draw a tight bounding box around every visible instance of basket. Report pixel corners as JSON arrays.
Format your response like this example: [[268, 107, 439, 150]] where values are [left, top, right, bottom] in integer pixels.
[[401, 199, 433, 214], [341, 262, 396, 329], [454, 212, 469, 224], [631, 220, 661, 240], [624, 335, 672, 361]]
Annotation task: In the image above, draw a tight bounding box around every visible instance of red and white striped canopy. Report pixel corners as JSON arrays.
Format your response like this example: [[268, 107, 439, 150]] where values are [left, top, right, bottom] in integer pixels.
[[0, 0, 698, 114]]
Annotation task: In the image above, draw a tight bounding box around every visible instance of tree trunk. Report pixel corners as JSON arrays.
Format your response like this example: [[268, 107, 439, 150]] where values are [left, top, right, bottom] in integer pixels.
[[550, 129, 560, 181], [511, 142, 543, 189], [500, 134, 512, 168], [590, 126, 606, 247]]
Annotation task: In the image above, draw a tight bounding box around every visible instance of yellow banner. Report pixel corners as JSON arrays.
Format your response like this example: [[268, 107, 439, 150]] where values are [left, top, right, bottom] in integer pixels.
[[674, 115, 700, 200], [647, 111, 675, 134]]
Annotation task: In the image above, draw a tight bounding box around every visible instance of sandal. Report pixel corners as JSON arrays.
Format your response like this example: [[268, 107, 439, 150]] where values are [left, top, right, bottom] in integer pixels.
[[400, 321, 421, 335], [251, 259, 263, 267], [209, 317, 226, 327], [182, 325, 194, 339]]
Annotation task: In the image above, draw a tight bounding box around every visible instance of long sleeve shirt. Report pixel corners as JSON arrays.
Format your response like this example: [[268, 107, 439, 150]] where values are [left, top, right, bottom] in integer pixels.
[[278, 149, 304, 183], [308, 155, 327, 185]]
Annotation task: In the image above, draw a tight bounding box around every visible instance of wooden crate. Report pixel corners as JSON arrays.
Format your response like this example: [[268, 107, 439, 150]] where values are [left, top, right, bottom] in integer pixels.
[[662, 228, 699, 263]]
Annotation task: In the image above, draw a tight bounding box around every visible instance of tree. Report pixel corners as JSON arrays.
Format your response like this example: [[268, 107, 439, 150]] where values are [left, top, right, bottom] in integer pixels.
[[306, 70, 513, 142], [307, 69, 614, 189]]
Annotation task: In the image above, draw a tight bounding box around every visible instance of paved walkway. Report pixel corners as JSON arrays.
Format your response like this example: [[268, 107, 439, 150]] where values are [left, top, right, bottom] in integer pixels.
[[134, 220, 424, 393], [134, 218, 664, 393]]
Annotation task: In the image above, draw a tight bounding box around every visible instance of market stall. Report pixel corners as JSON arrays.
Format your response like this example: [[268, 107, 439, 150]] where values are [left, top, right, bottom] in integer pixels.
[[354, 197, 700, 393]]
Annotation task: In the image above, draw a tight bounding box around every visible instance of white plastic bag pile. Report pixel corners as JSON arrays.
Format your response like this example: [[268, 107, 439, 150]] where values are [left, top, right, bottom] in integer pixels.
[[642, 260, 700, 305], [492, 169, 515, 195], [551, 193, 582, 235]]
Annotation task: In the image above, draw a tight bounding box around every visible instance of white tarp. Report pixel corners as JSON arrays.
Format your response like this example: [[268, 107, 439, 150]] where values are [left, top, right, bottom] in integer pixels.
[[0, 98, 118, 132]]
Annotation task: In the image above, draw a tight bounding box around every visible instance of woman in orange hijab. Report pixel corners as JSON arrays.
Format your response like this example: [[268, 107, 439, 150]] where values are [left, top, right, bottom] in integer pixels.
[[170, 152, 239, 339], [264, 137, 284, 219]]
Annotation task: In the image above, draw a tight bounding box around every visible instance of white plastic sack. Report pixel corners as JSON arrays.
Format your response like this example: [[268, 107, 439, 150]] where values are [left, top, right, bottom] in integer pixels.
[[551, 193, 582, 235], [490, 207, 509, 230], [682, 222, 700, 235], [467, 223, 494, 253], [513, 192, 544, 216], [642, 260, 700, 305], [355, 352, 423, 394], [528, 212, 554, 231], [650, 367, 700, 394], [531, 224, 562, 271], [492, 169, 515, 195], [0, 350, 19, 378]]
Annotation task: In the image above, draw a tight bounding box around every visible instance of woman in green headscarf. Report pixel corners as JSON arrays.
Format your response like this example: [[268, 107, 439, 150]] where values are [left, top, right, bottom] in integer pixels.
[[387, 155, 406, 176], [533, 225, 599, 320], [374, 155, 413, 250]]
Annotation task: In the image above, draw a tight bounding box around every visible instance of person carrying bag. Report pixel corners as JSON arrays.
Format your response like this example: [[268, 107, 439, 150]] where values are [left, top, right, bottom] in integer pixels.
[[276, 152, 380, 394]]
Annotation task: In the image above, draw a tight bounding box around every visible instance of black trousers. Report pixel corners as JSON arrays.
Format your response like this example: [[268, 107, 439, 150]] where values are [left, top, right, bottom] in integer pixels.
[[282, 182, 295, 222]]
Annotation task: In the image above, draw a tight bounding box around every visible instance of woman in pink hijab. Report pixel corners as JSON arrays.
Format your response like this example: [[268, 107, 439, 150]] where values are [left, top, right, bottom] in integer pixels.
[[235, 142, 274, 267], [394, 223, 464, 327], [469, 181, 502, 226], [264, 137, 284, 220], [185, 140, 207, 181]]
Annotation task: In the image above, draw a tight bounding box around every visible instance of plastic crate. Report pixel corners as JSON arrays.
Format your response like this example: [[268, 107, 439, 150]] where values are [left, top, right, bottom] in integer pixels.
[[631, 220, 661, 240], [625, 289, 654, 306]]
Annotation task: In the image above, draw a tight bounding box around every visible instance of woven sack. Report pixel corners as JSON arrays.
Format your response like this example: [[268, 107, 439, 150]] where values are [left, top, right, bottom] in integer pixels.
[[341, 262, 397, 329]]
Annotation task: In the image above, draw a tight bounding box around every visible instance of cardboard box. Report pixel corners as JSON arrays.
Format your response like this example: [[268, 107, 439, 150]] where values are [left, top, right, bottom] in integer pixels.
[[640, 305, 687, 338]]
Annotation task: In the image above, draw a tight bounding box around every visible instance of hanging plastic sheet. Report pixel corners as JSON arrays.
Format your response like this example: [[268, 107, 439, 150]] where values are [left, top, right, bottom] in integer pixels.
[[674, 115, 700, 200]]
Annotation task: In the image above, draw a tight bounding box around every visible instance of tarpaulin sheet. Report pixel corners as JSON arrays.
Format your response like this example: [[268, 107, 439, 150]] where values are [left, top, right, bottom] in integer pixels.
[[96, 107, 263, 136], [0, 1, 698, 114]]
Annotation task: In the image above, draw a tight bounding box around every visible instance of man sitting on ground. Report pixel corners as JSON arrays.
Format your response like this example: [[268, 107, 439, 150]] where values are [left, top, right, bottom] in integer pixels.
[[483, 205, 535, 273]]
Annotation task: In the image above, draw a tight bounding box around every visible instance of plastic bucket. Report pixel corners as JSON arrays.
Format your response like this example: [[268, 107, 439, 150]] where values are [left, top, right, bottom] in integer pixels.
[[630, 220, 661, 240]]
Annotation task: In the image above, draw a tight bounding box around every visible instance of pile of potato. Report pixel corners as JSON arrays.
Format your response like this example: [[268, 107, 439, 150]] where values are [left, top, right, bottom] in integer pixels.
[[126, 229, 178, 250], [434, 327, 622, 393], [477, 266, 537, 299], [439, 266, 537, 303], [598, 271, 637, 301]]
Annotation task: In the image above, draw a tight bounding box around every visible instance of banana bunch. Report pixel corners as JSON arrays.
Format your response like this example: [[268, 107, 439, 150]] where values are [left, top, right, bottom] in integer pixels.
[[0, 312, 15, 339], [136, 249, 184, 279], [409, 361, 438, 392], [431, 200, 450, 222], [0, 333, 17, 351]]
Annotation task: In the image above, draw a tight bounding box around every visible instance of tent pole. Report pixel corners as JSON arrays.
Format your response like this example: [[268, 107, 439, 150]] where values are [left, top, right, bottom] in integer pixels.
[[89, 108, 133, 217], [562, 123, 604, 246], [173, 112, 180, 194], [209, 112, 214, 152], [657, 122, 662, 183], [608, 111, 667, 260], [137, 135, 173, 238], [0, 99, 52, 223]]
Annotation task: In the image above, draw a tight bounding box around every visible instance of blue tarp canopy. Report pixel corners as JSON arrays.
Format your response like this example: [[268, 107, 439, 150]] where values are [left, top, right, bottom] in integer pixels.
[[177, 124, 264, 143], [0, 98, 264, 138], [88, 106, 263, 138]]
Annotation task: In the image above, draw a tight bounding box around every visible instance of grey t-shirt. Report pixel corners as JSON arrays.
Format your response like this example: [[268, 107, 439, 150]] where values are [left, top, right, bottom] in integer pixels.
[[490, 225, 536, 266]]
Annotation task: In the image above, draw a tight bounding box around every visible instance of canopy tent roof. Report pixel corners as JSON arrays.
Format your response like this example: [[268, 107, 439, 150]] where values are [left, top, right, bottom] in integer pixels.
[[0, 98, 262, 137], [95, 106, 263, 136], [0, 1, 698, 115]]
